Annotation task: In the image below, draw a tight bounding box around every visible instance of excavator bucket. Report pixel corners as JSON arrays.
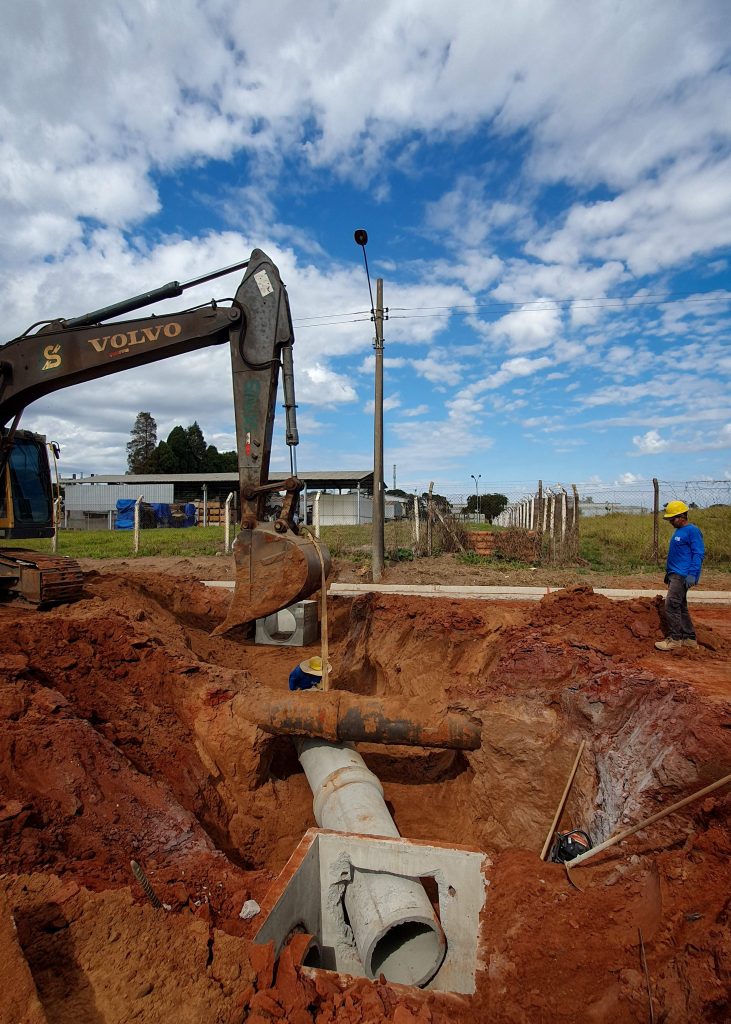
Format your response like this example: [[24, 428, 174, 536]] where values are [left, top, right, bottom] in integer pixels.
[[212, 524, 329, 636]]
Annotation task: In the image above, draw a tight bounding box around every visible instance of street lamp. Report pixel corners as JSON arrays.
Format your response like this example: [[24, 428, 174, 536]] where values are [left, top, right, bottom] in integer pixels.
[[471, 473, 481, 524]]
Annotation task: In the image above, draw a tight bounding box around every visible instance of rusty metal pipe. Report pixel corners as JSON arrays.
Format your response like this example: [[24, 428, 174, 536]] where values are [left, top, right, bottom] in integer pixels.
[[258, 691, 481, 750]]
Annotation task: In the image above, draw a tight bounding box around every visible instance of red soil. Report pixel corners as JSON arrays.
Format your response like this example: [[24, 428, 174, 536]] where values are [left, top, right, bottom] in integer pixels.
[[1, 569, 729, 1022]]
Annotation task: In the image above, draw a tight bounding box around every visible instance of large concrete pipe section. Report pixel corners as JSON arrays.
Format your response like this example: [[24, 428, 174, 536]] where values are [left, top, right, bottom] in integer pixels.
[[296, 737, 447, 987], [261, 691, 481, 750]]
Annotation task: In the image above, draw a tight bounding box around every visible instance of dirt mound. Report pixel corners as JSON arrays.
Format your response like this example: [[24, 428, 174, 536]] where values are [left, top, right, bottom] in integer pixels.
[[1, 570, 730, 1022]]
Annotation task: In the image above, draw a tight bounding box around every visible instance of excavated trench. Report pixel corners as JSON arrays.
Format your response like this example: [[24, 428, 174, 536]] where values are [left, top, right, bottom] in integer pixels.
[[1, 568, 730, 1022]]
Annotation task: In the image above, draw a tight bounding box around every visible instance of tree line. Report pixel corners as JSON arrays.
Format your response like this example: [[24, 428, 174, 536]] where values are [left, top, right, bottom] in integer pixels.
[[126, 412, 238, 474], [387, 488, 508, 523]]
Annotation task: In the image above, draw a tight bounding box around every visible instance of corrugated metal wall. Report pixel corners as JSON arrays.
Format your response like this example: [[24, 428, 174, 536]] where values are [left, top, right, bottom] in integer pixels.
[[63, 483, 175, 512]]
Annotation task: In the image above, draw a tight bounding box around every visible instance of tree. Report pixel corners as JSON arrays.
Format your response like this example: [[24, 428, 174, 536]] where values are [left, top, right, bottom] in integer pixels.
[[147, 440, 177, 473], [127, 412, 157, 473], [466, 492, 508, 523], [205, 446, 238, 472], [165, 425, 191, 472], [422, 491, 451, 514], [186, 422, 207, 469]]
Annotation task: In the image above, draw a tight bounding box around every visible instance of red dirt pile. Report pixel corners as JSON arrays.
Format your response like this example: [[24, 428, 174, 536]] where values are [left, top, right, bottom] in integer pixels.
[[1, 569, 730, 1022]]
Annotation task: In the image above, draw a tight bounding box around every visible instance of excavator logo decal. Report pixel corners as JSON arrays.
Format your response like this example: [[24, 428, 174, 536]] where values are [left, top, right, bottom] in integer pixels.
[[86, 321, 183, 356], [42, 344, 62, 371]]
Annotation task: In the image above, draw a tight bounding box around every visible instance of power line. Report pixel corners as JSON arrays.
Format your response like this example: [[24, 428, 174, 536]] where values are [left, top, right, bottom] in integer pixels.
[[292, 289, 731, 329]]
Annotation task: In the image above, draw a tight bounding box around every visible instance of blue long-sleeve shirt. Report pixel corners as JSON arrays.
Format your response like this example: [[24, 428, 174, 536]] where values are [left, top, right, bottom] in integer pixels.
[[288, 665, 321, 691], [666, 523, 704, 582]]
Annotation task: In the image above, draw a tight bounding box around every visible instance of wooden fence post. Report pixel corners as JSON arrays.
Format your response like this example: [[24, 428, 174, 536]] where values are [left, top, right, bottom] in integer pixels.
[[427, 482, 434, 557], [653, 478, 659, 563], [572, 484, 580, 559]]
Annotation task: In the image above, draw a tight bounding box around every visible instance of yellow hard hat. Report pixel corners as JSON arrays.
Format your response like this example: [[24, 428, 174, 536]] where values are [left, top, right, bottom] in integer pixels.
[[663, 500, 689, 519], [299, 655, 331, 676]]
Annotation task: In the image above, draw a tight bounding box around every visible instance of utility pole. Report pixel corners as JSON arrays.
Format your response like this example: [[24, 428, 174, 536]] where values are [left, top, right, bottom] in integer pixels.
[[372, 277, 385, 581], [354, 228, 385, 583]]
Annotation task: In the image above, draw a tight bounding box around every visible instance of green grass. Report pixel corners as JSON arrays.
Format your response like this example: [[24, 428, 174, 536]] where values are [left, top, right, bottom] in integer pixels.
[[3, 506, 729, 572], [1, 525, 233, 559], [578, 506, 730, 570]]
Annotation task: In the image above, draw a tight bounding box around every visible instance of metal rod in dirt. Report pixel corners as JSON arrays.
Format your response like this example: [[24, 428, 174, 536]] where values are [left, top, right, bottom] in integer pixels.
[[540, 739, 586, 861], [372, 277, 385, 583], [567, 771, 731, 870], [130, 860, 162, 909], [638, 928, 655, 1024]]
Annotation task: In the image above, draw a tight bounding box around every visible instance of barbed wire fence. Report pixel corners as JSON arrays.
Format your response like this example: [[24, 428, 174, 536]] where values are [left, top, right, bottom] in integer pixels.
[[378, 479, 731, 566]]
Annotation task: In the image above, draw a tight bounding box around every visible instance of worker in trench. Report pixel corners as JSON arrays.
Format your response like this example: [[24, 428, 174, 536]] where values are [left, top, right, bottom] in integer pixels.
[[288, 655, 331, 691], [655, 500, 705, 651]]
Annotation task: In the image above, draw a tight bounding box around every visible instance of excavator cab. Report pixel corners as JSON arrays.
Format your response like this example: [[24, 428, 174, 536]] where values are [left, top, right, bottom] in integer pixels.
[[0, 431, 54, 539]]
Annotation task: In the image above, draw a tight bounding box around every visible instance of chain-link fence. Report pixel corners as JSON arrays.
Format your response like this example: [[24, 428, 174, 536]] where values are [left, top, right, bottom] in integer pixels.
[[53, 478, 730, 567]]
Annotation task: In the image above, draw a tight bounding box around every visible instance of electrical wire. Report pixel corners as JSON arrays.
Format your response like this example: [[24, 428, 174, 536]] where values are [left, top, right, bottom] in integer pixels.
[[291, 288, 730, 329]]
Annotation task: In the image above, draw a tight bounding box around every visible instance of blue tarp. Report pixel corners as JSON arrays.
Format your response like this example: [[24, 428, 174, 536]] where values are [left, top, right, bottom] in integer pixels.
[[149, 502, 171, 527], [115, 499, 136, 530], [115, 499, 197, 529]]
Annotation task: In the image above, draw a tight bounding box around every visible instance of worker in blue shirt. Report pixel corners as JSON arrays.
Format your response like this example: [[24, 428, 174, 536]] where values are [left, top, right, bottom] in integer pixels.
[[288, 655, 331, 691], [655, 500, 705, 651]]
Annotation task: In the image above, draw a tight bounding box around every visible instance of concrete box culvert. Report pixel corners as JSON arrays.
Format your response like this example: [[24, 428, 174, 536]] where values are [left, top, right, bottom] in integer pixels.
[[253, 828, 489, 994]]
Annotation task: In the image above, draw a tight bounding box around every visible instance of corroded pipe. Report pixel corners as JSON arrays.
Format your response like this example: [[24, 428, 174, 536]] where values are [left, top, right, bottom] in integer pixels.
[[258, 691, 481, 750]]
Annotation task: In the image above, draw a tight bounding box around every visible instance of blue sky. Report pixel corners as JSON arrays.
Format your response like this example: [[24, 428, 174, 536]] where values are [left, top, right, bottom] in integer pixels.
[[1, 0, 729, 498]]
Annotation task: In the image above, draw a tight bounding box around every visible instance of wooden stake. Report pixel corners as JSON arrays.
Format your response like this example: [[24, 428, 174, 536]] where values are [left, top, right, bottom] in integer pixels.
[[568, 771, 731, 870], [540, 740, 586, 861], [302, 528, 330, 691]]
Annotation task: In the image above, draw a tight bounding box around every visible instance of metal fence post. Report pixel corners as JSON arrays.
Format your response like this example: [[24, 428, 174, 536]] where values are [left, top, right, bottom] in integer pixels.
[[413, 494, 420, 545], [314, 491, 322, 539], [52, 497, 61, 553], [134, 495, 143, 555], [224, 491, 234, 554]]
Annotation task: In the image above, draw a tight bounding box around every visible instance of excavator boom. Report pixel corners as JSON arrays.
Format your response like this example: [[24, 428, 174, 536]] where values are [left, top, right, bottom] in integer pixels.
[[0, 249, 330, 625]]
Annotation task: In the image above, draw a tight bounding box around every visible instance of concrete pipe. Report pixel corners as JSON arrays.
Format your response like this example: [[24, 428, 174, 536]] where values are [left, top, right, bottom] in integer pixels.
[[296, 738, 447, 987], [262, 691, 481, 750]]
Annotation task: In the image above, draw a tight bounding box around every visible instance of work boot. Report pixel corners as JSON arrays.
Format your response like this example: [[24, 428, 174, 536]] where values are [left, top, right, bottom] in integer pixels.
[[655, 637, 683, 651], [682, 638, 699, 649]]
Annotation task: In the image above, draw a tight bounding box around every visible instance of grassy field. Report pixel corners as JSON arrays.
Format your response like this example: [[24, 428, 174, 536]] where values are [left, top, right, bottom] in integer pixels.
[[2, 506, 729, 572]]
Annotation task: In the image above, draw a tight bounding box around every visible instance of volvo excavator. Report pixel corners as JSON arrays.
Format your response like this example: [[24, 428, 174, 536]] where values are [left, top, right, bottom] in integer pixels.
[[0, 249, 330, 632]]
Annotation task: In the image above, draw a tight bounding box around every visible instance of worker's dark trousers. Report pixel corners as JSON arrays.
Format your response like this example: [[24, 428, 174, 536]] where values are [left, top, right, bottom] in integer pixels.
[[665, 573, 696, 640]]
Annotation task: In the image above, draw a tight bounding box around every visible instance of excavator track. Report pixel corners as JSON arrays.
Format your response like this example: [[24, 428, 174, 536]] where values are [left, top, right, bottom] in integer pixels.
[[0, 549, 84, 605]]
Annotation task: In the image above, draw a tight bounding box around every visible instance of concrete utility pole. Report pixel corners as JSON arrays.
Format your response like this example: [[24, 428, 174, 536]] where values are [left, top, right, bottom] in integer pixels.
[[372, 277, 385, 581]]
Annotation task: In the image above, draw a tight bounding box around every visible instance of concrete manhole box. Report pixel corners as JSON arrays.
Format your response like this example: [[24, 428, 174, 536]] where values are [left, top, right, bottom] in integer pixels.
[[253, 828, 490, 994]]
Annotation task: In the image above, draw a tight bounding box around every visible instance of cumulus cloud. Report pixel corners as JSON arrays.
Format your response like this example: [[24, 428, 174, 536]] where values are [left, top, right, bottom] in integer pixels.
[[1, 0, 730, 483], [364, 393, 402, 414], [490, 306, 562, 354], [482, 355, 554, 390]]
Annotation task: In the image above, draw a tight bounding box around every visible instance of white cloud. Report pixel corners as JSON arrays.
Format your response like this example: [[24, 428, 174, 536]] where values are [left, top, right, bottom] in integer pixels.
[[529, 154, 731, 276], [482, 355, 554, 390], [489, 304, 562, 354], [411, 353, 464, 386], [631, 424, 731, 456], [364, 393, 401, 414]]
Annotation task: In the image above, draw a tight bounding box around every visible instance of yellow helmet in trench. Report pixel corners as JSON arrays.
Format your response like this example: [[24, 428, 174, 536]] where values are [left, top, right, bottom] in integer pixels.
[[663, 500, 689, 519]]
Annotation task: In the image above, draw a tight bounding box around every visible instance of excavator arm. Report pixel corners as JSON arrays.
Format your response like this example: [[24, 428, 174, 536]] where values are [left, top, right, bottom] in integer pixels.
[[0, 249, 330, 625]]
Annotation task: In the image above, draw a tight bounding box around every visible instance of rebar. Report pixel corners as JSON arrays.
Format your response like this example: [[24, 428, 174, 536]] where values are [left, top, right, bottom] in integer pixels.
[[130, 859, 162, 909]]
